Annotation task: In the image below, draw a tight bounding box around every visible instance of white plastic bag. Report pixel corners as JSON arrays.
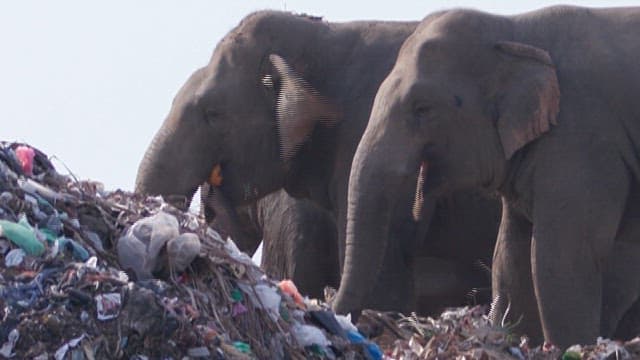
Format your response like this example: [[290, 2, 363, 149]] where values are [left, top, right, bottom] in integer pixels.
[[291, 324, 331, 347]]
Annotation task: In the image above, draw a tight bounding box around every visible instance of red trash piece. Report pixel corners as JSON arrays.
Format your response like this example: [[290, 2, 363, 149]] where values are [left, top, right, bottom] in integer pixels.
[[15, 145, 35, 176]]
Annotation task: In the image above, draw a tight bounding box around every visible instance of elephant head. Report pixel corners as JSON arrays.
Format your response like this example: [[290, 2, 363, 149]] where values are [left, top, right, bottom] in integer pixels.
[[332, 10, 559, 315], [135, 11, 339, 210]]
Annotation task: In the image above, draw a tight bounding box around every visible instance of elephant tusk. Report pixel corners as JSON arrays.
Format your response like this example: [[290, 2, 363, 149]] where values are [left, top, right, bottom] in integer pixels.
[[412, 161, 428, 221], [209, 164, 223, 187]]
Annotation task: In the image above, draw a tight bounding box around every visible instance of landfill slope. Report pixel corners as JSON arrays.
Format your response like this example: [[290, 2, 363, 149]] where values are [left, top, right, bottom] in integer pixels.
[[1, 141, 640, 360]]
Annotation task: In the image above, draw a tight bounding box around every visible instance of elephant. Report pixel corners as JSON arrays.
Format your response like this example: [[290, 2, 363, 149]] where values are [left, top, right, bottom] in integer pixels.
[[202, 183, 497, 314], [335, 5, 640, 348], [201, 186, 340, 299], [136, 11, 501, 315]]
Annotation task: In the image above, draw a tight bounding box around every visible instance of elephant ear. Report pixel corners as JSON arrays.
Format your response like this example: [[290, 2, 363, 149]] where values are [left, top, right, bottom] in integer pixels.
[[494, 41, 560, 159], [269, 54, 340, 164]]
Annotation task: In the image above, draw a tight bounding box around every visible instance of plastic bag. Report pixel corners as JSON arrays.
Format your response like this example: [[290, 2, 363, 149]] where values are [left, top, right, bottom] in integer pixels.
[[0, 216, 45, 256], [278, 279, 305, 308], [240, 283, 281, 321], [117, 211, 180, 279], [291, 324, 331, 347], [167, 233, 201, 272], [14, 145, 35, 176]]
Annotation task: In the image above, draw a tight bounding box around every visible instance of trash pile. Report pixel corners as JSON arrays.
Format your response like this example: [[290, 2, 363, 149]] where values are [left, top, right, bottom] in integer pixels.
[[0, 142, 379, 359], [2, 141, 640, 360], [360, 304, 640, 359]]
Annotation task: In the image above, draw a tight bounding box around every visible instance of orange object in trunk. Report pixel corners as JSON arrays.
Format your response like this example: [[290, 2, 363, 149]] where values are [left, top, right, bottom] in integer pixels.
[[209, 164, 223, 187]]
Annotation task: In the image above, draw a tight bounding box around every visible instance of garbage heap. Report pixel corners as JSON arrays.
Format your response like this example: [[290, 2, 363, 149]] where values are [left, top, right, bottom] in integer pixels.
[[0, 142, 378, 359], [2, 141, 640, 360], [357, 307, 640, 359]]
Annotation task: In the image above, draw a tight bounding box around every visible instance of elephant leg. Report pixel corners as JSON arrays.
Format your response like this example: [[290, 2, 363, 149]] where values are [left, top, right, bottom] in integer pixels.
[[531, 144, 629, 348], [614, 296, 640, 340], [364, 238, 416, 313], [491, 198, 541, 343], [363, 201, 419, 313], [414, 256, 485, 315], [604, 242, 640, 338], [602, 183, 640, 338], [288, 202, 340, 299], [260, 193, 340, 299]]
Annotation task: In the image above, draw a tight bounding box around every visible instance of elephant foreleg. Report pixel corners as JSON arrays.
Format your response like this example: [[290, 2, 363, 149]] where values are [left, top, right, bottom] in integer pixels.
[[491, 198, 541, 343], [602, 182, 640, 338], [531, 142, 629, 348]]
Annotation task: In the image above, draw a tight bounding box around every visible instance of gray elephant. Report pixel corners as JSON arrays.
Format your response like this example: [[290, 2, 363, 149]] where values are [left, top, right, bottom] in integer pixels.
[[201, 186, 340, 299], [336, 5, 640, 348], [136, 11, 501, 315]]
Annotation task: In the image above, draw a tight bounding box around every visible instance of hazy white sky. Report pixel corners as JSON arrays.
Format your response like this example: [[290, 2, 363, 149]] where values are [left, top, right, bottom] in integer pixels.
[[1, 1, 636, 191]]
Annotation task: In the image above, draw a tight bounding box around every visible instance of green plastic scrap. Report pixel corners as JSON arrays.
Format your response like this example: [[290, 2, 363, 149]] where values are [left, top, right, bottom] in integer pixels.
[[58, 237, 90, 261], [39, 228, 58, 244], [562, 351, 582, 360], [309, 344, 325, 356], [279, 302, 290, 322], [230, 288, 244, 302], [232, 341, 251, 354], [0, 218, 45, 256]]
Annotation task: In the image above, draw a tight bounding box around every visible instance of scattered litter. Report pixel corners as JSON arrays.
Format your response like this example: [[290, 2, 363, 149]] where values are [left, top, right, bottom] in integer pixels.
[[167, 232, 201, 272], [0, 217, 45, 256], [291, 323, 331, 347], [187, 346, 211, 358], [14, 145, 34, 176], [279, 279, 305, 308], [0, 329, 19, 359], [95, 293, 122, 321], [4, 248, 25, 267], [54, 334, 85, 360]]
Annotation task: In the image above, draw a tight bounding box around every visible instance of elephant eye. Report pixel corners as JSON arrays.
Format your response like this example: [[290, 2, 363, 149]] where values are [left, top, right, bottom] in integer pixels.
[[454, 95, 463, 108], [204, 108, 223, 125], [413, 104, 433, 119], [261, 73, 282, 108], [411, 102, 434, 129]]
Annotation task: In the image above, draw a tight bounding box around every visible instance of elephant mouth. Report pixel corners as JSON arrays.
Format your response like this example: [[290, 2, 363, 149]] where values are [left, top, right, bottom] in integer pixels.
[[205, 163, 258, 206], [412, 159, 445, 219], [414, 146, 452, 213], [164, 187, 198, 211], [420, 145, 452, 193]]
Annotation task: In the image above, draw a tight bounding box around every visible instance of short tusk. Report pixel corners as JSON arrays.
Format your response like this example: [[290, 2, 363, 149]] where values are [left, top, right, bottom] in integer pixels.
[[412, 161, 428, 221], [209, 164, 223, 187]]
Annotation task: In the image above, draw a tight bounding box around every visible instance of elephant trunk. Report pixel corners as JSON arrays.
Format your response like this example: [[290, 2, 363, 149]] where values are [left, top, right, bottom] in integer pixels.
[[135, 125, 200, 207], [332, 129, 414, 315], [135, 129, 163, 194]]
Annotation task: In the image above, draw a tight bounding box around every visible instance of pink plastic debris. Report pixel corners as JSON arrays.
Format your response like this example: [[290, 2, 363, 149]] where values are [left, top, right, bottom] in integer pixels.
[[15, 146, 35, 176], [231, 302, 248, 317]]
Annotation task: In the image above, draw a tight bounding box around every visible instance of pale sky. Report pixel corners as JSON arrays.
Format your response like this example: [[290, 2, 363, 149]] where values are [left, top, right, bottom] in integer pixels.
[[1, 1, 636, 191]]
